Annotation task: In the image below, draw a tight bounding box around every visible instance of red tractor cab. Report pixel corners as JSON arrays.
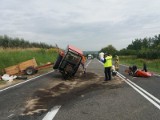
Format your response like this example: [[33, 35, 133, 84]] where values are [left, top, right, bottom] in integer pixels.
[[53, 45, 85, 79]]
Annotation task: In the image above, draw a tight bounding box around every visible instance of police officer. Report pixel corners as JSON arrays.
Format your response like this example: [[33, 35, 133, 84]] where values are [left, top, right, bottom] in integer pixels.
[[104, 53, 112, 81]]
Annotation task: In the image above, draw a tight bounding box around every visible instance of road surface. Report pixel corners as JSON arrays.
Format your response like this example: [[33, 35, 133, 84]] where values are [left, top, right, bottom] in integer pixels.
[[0, 59, 160, 120]]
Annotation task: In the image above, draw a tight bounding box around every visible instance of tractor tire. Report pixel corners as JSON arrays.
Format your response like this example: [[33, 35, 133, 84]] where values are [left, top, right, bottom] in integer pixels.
[[53, 54, 63, 69]]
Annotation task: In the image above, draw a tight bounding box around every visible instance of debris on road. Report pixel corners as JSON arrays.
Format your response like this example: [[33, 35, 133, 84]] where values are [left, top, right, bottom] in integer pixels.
[[1, 74, 17, 81], [125, 65, 153, 77], [22, 67, 123, 116], [16, 76, 28, 80], [0, 66, 53, 89]]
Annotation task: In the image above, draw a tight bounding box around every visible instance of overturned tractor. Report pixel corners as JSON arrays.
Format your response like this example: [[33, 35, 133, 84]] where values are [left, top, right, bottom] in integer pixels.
[[53, 45, 86, 79]]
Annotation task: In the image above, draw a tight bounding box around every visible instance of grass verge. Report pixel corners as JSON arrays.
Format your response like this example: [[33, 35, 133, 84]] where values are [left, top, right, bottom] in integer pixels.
[[0, 48, 58, 75], [119, 56, 160, 74]]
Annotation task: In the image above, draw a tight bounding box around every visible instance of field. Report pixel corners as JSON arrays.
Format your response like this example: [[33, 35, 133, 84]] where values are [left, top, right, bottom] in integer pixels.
[[0, 48, 58, 75], [119, 56, 160, 74]]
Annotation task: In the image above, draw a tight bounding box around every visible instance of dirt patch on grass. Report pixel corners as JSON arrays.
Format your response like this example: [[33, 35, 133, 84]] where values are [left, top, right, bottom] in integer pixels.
[[22, 68, 124, 116]]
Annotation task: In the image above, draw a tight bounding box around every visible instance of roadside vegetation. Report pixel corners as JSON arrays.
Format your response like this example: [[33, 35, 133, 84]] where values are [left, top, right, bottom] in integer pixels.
[[118, 34, 160, 59], [119, 56, 160, 74], [100, 34, 160, 74], [0, 35, 54, 49], [0, 35, 59, 75], [0, 48, 58, 75]]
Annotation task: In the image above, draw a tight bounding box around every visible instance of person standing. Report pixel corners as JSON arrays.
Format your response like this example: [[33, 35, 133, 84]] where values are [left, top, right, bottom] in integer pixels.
[[115, 55, 119, 71], [104, 53, 112, 81]]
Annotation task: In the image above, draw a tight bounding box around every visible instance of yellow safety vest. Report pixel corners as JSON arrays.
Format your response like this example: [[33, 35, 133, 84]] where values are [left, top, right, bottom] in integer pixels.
[[104, 56, 112, 67]]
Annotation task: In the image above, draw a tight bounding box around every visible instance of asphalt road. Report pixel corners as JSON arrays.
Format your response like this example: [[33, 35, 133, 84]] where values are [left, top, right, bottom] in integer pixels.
[[53, 59, 160, 120], [0, 59, 160, 120], [0, 71, 57, 120]]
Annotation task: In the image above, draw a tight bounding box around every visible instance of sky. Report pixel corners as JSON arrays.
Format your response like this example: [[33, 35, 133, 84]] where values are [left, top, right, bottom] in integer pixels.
[[0, 0, 160, 51]]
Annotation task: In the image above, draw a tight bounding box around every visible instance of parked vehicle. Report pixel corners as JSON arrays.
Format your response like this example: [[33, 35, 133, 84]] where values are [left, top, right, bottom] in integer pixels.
[[53, 45, 85, 79]]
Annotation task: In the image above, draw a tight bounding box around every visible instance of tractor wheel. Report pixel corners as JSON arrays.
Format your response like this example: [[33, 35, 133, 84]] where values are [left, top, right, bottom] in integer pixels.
[[53, 54, 63, 69]]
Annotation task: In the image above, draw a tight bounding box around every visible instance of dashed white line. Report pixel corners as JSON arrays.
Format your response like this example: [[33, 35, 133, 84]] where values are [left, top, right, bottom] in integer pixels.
[[42, 105, 61, 120], [7, 114, 14, 118], [43, 60, 93, 120], [85, 60, 92, 68]]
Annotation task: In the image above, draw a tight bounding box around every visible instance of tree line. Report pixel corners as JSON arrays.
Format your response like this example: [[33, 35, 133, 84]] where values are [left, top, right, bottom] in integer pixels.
[[0, 35, 54, 49], [119, 34, 160, 59], [100, 34, 160, 59]]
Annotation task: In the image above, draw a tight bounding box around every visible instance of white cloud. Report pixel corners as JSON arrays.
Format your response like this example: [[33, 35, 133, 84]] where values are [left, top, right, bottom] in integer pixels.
[[0, 0, 160, 51]]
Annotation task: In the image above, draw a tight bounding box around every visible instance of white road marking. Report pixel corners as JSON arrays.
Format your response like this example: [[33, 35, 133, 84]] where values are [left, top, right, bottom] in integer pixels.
[[42, 105, 61, 120], [0, 70, 54, 93], [42, 60, 92, 120], [98, 59, 160, 110], [117, 72, 160, 104], [117, 72, 160, 110], [7, 114, 14, 118], [85, 60, 92, 68]]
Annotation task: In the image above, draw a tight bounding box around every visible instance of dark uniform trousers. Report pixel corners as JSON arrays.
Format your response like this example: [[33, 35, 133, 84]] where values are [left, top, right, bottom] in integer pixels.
[[104, 67, 111, 80]]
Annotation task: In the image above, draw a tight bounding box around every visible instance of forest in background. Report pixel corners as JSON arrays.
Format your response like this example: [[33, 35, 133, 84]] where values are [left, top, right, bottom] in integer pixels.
[[100, 34, 160, 59], [0, 35, 54, 49]]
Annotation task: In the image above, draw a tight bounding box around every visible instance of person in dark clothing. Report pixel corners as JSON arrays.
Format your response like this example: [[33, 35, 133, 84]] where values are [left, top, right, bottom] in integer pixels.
[[103, 53, 112, 81], [128, 65, 137, 76], [142, 63, 147, 72]]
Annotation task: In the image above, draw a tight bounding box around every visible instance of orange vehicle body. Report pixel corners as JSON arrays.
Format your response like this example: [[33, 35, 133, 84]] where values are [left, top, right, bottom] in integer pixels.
[[135, 70, 152, 77], [53, 45, 85, 79]]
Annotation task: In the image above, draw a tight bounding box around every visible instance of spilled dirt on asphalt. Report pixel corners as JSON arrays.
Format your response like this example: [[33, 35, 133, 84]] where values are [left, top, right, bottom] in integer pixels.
[[22, 69, 124, 116]]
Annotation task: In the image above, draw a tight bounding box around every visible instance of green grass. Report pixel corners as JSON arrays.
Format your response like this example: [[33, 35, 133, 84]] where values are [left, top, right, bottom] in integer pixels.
[[0, 48, 58, 74], [119, 56, 160, 74]]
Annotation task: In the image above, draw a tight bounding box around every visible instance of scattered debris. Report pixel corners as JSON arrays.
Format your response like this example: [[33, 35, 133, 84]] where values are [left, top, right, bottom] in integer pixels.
[[22, 68, 123, 116], [16, 76, 28, 80], [125, 65, 153, 77], [2, 74, 17, 81]]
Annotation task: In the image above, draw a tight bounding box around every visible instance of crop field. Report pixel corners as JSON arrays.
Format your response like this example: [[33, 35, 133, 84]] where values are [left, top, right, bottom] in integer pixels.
[[0, 48, 58, 74]]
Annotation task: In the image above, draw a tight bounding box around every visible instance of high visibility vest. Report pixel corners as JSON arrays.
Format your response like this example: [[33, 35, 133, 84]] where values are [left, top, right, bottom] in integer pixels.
[[104, 56, 112, 67]]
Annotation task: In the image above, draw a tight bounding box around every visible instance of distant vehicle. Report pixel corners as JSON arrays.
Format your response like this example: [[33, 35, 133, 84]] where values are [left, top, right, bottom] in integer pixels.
[[53, 45, 85, 79], [87, 54, 93, 59]]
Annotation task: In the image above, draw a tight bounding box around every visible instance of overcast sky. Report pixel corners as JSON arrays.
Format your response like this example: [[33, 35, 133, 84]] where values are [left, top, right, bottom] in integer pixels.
[[0, 0, 160, 51]]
